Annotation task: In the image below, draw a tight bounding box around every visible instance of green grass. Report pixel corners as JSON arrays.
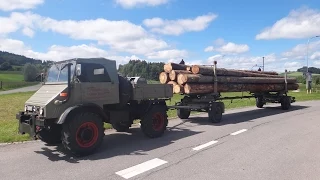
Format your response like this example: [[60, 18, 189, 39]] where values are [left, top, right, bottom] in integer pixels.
[[0, 72, 38, 91], [1, 83, 320, 143]]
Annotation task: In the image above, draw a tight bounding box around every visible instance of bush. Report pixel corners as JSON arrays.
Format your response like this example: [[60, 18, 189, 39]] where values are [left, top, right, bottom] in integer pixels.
[[23, 63, 39, 82], [0, 62, 13, 71], [296, 75, 306, 84], [315, 77, 320, 85]]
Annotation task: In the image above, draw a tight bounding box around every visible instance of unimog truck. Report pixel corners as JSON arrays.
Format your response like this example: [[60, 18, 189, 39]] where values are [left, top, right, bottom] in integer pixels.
[[16, 58, 173, 156]]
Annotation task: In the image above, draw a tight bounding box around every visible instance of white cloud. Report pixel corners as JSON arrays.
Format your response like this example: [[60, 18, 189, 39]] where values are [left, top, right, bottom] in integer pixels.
[[0, 0, 44, 12], [146, 49, 188, 62], [314, 60, 320, 65], [207, 53, 276, 71], [256, 7, 320, 40], [284, 62, 303, 71], [143, 13, 217, 35], [0, 38, 137, 67], [114, 0, 169, 8], [0, 11, 170, 55], [204, 39, 249, 54], [282, 40, 320, 60], [310, 51, 320, 60]]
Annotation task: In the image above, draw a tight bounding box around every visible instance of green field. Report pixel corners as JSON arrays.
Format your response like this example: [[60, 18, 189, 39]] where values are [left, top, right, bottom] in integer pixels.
[[0, 71, 38, 91], [1, 83, 319, 143]]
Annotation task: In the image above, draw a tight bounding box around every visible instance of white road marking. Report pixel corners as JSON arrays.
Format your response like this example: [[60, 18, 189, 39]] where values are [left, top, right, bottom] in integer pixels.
[[192, 140, 218, 151], [230, 129, 247, 135], [115, 158, 168, 179]]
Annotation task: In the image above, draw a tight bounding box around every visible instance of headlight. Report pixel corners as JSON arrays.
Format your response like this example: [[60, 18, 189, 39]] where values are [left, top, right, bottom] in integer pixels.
[[24, 105, 27, 112]]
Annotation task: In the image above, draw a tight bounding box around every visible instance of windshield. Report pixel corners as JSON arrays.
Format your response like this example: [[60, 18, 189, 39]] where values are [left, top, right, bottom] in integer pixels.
[[46, 62, 75, 83]]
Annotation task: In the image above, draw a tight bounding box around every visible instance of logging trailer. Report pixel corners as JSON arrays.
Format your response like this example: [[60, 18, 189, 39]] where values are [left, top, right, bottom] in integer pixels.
[[16, 58, 296, 156], [170, 61, 296, 122]]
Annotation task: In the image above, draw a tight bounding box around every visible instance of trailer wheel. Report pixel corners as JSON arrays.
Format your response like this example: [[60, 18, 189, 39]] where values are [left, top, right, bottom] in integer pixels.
[[112, 122, 131, 132], [176, 102, 191, 119], [37, 125, 62, 145], [208, 103, 223, 123], [61, 112, 104, 157], [141, 105, 168, 138], [256, 97, 264, 108], [281, 96, 291, 110]]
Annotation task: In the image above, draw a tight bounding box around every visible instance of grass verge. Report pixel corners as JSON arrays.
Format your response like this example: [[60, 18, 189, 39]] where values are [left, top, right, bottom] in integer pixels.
[[1, 84, 319, 143], [0, 72, 38, 91]]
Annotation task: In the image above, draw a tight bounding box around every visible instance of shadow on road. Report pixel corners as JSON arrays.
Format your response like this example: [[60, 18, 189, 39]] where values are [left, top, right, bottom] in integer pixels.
[[34, 104, 309, 163], [187, 105, 309, 126], [34, 126, 202, 163]]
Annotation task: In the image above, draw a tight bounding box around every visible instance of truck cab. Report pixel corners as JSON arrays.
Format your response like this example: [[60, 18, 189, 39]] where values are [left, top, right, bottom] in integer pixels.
[[16, 58, 172, 156]]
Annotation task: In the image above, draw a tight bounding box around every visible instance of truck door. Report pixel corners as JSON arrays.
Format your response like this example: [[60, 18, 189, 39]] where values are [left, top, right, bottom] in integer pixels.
[[77, 62, 120, 106]]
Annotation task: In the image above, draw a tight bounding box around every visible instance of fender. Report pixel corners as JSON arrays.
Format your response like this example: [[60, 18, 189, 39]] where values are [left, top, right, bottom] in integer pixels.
[[56, 103, 107, 124]]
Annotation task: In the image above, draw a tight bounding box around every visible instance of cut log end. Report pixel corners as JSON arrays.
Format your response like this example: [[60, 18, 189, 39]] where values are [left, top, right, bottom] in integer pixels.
[[191, 65, 200, 74], [159, 72, 169, 84], [174, 84, 184, 94]]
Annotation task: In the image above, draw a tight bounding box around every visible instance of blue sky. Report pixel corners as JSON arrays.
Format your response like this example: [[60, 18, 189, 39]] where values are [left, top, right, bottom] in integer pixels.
[[0, 0, 320, 72]]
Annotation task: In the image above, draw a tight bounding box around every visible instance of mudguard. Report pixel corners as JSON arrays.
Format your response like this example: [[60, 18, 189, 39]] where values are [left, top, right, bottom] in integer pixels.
[[57, 103, 107, 124]]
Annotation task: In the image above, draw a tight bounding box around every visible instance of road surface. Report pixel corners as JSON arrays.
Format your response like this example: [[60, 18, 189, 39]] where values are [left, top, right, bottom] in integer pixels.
[[0, 84, 42, 95], [1, 100, 320, 180]]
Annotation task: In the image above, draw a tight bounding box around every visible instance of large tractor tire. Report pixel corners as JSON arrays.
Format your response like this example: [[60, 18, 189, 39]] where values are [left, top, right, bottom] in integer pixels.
[[140, 104, 168, 138], [61, 112, 104, 157], [37, 124, 62, 145]]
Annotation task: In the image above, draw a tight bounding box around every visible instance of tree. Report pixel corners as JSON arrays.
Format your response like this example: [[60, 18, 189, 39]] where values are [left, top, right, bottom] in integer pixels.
[[23, 63, 39, 82], [0, 62, 13, 70]]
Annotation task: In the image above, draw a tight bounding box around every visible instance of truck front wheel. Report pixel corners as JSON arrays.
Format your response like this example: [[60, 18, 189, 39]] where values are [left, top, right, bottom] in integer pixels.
[[141, 105, 168, 138], [61, 112, 104, 156]]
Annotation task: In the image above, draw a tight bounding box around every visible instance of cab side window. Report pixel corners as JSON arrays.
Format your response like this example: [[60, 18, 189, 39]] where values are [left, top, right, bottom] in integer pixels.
[[77, 63, 111, 82]]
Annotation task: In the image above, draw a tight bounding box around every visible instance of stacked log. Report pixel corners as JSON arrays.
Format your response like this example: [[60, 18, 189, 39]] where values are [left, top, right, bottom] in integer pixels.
[[159, 62, 299, 95]]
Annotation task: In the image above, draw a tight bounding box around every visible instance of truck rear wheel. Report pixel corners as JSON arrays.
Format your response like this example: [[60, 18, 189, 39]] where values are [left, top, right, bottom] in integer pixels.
[[208, 102, 223, 123], [61, 112, 104, 156], [141, 105, 168, 138], [37, 125, 62, 145]]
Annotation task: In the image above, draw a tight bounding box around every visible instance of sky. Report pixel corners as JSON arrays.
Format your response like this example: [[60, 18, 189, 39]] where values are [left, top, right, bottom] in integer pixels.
[[0, 0, 320, 72]]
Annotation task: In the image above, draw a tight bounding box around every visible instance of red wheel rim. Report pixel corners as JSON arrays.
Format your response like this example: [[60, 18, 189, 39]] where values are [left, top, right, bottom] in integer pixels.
[[76, 122, 99, 148], [152, 113, 164, 131]]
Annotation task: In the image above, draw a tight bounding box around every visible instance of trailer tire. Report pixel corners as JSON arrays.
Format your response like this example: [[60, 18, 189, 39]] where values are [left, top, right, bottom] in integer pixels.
[[37, 125, 62, 145], [208, 103, 223, 123], [256, 97, 264, 108], [281, 96, 291, 110], [141, 105, 168, 138], [112, 122, 131, 132], [176, 103, 191, 119], [61, 112, 104, 157]]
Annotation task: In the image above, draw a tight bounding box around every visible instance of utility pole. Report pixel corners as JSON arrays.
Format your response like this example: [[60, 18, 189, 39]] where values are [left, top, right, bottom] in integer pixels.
[[262, 57, 265, 71]]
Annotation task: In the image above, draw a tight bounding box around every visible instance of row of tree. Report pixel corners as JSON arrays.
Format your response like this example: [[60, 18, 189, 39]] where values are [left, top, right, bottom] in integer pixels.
[[297, 66, 320, 74]]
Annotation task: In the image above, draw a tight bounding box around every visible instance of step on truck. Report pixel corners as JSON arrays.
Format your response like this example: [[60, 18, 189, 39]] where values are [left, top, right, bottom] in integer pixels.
[[16, 58, 173, 156]]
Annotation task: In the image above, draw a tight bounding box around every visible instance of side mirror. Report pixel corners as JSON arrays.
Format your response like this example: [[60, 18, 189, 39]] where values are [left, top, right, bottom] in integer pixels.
[[76, 64, 81, 76]]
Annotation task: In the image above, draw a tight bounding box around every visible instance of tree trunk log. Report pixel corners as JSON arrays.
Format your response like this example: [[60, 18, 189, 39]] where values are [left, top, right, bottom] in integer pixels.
[[167, 81, 178, 92], [184, 83, 299, 94], [177, 74, 297, 85], [186, 66, 191, 71], [241, 70, 278, 75], [164, 63, 189, 73], [173, 84, 184, 94], [159, 72, 169, 84], [169, 70, 192, 81], [191, 65, 283, 78]]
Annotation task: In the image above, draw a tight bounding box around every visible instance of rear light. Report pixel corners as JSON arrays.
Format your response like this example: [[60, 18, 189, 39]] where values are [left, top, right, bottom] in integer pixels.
[[60, 92, 68, 97]]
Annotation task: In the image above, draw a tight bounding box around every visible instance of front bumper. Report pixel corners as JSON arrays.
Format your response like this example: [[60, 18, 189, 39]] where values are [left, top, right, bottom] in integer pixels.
[[16, 111, 45, 139]]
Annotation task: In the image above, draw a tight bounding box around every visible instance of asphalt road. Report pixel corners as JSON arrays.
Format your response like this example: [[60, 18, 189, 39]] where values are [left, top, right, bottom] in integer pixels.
[[0, 83, 42, 95], [1, 100, 320, 180]]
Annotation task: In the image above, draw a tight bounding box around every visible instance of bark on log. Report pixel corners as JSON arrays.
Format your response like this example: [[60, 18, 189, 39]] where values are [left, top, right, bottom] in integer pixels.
[[169, 70, 192, 81], [173, 84, 184, 94], [177, 74, 297, 85], [164, 63, 189, 73], [184, 83, 299, 94], [241, 70, 278, 75], [159, 72, 169, 84], [191, 65, 283, 78]]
